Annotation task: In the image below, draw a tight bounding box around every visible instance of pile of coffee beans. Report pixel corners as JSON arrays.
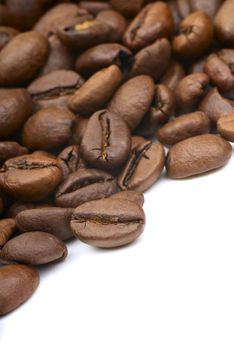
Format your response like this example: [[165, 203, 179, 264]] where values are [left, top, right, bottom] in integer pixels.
[[0, 0, 234, 316]]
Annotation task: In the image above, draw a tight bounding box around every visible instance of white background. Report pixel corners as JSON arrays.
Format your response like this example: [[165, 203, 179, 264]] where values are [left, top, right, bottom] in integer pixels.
[[1, 150, 234, 350]]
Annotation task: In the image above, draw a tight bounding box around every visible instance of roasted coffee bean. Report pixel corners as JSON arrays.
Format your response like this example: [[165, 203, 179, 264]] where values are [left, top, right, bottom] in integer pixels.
[[108, 75, 155, 131], [0, 218, 15, 247], [33, 3, 88, 37], [123, 2, 174, 52], [58, 145, 84, 179], [157, 111, 210, 146], [69, 65, 122, 116], [128, 38, 171, 81], [109, 191, 144, 207], [56, 168, 118, 208], [0, 153, 62, 202], [80, 2, 111, 16], [70, 198, 145, 248], [0, 142, 28, 167], [118, 141, 165, 193], [110, 0, 143, 17], [204, 49, 234, 92], [0, 89, 32, 139], [96, 9, 127, 42], [0, 264, 39, 316], [176, 0, 223, 18], [217, 112, 234, 142], [75, 43, 132, 78], [28, 70, 84, 111], [71, 116, 89, 145], [0, 31, 49, 86], [0, 231, 67, 265], [214, 0, 234, 47], [173, 11, 213, 60], [175, 73, 210, 114], [57, 17, 111, 51], [39, 35, 75, 76], [199, 88, 234, 125], [136, 84, 175, 137], [81, 110, 131, 171], [22, 107, 76, 151], [15, 207, 74, 241], [6, 202, 50, 218], [161, 59, 185, 91], [0, 26, 19, 50], [166, 134, 232, 178], [131, 136, 146, 150]]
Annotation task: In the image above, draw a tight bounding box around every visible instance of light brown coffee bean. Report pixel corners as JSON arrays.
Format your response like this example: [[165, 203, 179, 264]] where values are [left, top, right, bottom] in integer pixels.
[[166, 134, 232, 178], [109, 191, 144, 207], [214, 0, 234, 47], [217, 112, 234, 142], [0, 218, 15, 247]]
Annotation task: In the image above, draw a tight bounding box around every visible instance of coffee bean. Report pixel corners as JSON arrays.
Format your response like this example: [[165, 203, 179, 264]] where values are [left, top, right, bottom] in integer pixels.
[[28, 70, 84, 111], [157, 111, 210, 146], [15, 207, 74, 241], [58, 145, 84, 179], [96, 9, 127, 42], [131, 136, 146, 150], [0, 231, 67, 265], [173, 11, 213, 60], [109, 191, 144, 207], [56, 168, 118, 208], [0, 26, 19, 50], [75, 43, 132, 78], [0, 141, 28, 167], [123, 2, 174, 52], [175, 73, 210, 114], [214, 0, 234, 47], [0, 152, 62, 201], [110, 0, 143, 17], [0, 218, 15, 247], [166, 134, 232, 179], [0, 31, 49, 86], [176, 0, 222, 18], [7, 202, 50, 218], [70, 198, 145, 248], [0, 264, 39, 316], [0, 89, 32, 139], [69, 65, 122, 116], [199, 88, 234, 125], [108, 75, 155, 131], [80, 2, 111, 16], [118, 141, 165, 193], [161, 59, 185, 91], [71, 116, 89, 145], [217, 112, 234, 142], [81, 109, 131, 171], [22, 107, 76, 151], [128, 38, 171, 81]]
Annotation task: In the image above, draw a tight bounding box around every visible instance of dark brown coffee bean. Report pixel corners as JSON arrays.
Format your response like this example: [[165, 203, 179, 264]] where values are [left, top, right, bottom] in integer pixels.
[[157, 111, 210, 146], [161, 59, 185, 91], [175, 73, 210, 114], [56, 168, 118, 208], [0, 142, 28, 167], [0, 26, 19, 50], [81, 110, 131, 171], [199, 88, 234, 125], [28, 70, 84, 111], [217, 112, 234, 142], [96, 9, 127, 42], [58, 145, 84, 179], [0, 31, 49, 86], [80, 2, 111, 16], [110, 0, 143, 17], [0, 231, 67, 265], [135, 84, 175, 137], [214, 0, 234, 47], [70, 197, 145, 248], [0, 89, 32, 139], [131, 136, 146, 150], [128, 38, 171, 81], [173, 11, 213, 60], [108, 75, 155, 131], [57, 17, 111, 51], [39, 35, 75, 76], [118, 141, 165, 193], [109, 191, 144, 207], [0, 264, 39, 316], [0, 218, 15, 247], [204, 49, 234, 92], [71, 116, 89, 145], [166, 134, 232, 178], [33, 3, 88, 37], [75, 43, 132, 78], [69, 65, 122, 116], [6, 202, 50, 218], [15, 207, 74, 241], [22, 107, 76, 151], [123, 2, 174, 52], [0, 153, 62, 202]]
